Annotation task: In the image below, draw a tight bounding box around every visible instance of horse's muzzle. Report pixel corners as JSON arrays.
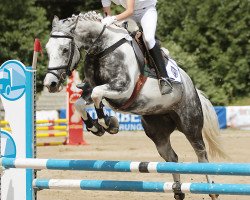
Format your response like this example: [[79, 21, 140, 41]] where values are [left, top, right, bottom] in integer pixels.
[[44, 74, 62, 93]]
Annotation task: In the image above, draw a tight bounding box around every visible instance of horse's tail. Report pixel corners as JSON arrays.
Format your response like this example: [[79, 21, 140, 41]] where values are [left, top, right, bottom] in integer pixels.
[[197, 89, 228, 159]]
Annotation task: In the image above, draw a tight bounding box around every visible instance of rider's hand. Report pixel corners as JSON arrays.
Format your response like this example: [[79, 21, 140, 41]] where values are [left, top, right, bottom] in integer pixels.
[[101, 16, 117, 26]]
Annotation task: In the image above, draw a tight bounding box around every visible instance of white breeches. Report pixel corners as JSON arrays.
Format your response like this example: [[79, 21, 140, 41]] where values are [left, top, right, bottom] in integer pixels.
[[132, 6, 157, 49]]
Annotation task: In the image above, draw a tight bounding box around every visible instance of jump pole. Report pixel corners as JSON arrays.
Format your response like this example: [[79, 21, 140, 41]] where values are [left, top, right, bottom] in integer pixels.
[[2, 158, 250, 176], [32, 179, 250, 195]]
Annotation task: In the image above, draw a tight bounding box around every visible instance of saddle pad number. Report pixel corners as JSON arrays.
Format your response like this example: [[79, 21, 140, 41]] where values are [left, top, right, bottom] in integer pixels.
[[166, 59, 182, 83]]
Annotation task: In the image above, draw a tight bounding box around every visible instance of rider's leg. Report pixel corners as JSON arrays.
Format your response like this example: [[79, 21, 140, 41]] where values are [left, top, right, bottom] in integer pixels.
[[140, 6, 173, 95], [149, 43, 173, 94]]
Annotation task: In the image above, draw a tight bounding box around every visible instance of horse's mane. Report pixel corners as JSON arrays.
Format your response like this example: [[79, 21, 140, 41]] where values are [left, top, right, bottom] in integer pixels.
[[61, 11, 104, 26], [79, 11, 103, 22], [52, 11, 139, 36], [52, 11, 103, 33]]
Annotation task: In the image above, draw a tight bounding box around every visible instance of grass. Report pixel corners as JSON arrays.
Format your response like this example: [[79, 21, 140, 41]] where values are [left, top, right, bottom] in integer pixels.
[[229, 96, 250, 106]]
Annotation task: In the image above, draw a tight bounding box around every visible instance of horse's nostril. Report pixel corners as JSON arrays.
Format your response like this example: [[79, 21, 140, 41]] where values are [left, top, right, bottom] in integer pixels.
[[51, 82, 57, 88]]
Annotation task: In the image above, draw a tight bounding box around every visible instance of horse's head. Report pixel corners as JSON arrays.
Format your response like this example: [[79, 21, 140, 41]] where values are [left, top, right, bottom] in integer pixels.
[[44, 15, 82, 92]]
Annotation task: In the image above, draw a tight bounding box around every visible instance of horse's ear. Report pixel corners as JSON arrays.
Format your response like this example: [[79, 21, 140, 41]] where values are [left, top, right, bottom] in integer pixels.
[[70, 16, 79, 33], [52, 15, 59, 27]]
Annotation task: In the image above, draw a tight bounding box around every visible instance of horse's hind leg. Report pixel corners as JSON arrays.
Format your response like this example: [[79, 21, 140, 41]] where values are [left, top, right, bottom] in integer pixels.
[[141, 114, 185, 200], [184, 134, 218, 200], [177, 113, 218, 200]]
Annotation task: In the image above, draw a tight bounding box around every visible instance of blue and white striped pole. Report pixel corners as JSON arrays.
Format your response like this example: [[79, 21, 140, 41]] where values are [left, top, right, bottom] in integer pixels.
[[2, 158, 250, 176], [33, 179, 250, 195]]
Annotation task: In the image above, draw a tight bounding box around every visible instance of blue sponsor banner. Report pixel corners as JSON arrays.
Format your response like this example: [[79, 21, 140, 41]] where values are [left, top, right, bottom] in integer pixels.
[[214, 106, 227, 129], [60, 106, 228, 131], [87, 108, 144, 131], [59, 108, 143, 131]]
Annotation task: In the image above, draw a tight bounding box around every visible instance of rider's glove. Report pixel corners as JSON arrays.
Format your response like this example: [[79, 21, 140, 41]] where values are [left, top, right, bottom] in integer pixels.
[[101, 16, 117, 26]]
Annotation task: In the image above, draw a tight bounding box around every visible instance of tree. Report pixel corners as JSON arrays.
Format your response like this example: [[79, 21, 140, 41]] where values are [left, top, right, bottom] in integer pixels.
[[36, 0, 102, 21], [0, 0, 49, 92], [34, 0, 103, 81], [157, 0, 250, 105]]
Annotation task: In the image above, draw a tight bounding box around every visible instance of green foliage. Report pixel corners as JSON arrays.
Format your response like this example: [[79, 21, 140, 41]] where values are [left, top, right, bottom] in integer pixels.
[[36, 0, 102, 21], [157, 0, 250, 105], [230, 96, 250, 106], [0, 0, 49, 92], [0, 0, 249, 104]]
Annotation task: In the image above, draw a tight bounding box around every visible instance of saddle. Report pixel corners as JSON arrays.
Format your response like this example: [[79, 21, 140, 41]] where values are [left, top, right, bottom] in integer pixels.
[[130, 30, 169, 79]]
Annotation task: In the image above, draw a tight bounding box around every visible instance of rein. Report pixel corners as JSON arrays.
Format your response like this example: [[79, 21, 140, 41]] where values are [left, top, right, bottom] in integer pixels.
[[86, 25, 127, 59], [86, 25, 107, 55]]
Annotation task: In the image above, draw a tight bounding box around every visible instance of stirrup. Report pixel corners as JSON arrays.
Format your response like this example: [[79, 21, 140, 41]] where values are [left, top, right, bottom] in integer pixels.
[[159, 77, 173, 95]]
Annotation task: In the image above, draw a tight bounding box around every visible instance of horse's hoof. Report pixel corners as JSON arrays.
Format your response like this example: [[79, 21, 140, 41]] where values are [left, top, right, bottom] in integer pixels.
[[87, 120, 105, 137], [105, 116, 119, 134], [209, 194, 219, 200], [174, 193, 185, 200]]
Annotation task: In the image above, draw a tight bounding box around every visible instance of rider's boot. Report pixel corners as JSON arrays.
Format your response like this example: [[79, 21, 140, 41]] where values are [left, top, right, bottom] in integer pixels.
[[149, 43, 173, 95]]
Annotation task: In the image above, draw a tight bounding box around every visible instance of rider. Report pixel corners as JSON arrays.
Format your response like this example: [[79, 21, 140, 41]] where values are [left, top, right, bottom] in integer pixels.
[[101, 0, 173, 94]]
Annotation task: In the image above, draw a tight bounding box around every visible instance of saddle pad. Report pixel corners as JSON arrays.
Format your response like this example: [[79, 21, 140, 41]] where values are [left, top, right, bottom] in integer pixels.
[[166, 58, 182, 83]]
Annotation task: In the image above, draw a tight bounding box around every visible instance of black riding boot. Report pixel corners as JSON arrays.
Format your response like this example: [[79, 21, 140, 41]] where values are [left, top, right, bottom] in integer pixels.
[[149, 43, 173, 94]]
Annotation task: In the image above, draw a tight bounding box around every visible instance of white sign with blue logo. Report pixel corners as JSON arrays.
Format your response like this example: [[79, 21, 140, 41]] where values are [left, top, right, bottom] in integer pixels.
[[86, 108, 144, 131], [0, 130, 16, 158], [0, 60, 34, 200]]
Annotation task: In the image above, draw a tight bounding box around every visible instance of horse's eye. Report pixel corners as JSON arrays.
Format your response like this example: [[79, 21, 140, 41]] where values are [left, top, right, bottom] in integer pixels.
[[62, 48, 69, 54]]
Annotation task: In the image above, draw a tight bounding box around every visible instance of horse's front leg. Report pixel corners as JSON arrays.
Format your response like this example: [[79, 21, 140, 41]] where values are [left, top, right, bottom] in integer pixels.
[[91, 85, 121, 134], [75, 97, 105, 136]]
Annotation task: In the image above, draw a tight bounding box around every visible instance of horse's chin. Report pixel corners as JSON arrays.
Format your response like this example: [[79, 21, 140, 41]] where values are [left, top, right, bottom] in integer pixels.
[[46, 84, 62, 93]]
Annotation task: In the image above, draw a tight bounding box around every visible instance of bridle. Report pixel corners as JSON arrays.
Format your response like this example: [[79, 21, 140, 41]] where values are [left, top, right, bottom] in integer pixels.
[[46, 25, 107, 85], [47, 16, 81, 85], [47, 33, 80, 84], [47, 19, 128, 85]]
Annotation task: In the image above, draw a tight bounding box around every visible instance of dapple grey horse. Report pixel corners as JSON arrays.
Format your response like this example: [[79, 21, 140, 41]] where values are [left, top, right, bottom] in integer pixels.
[[44, 12, 227, 200]]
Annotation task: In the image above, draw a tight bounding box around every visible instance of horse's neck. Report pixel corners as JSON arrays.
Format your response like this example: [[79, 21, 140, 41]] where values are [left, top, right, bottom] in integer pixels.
[[77, 21, 140, 87], [76, 22, 127, 50], [101, 28, 141, 86]]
